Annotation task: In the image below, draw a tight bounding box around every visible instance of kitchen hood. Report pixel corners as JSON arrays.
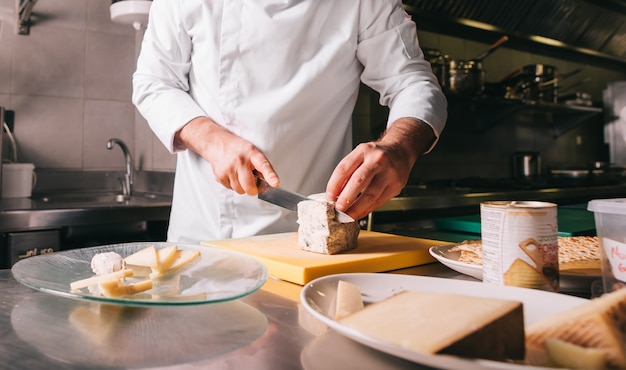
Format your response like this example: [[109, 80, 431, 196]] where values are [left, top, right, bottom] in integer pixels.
[[403, 0, 626, 70]]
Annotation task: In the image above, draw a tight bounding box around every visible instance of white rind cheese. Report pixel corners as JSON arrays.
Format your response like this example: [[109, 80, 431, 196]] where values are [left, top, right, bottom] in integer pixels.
[[297, 199, 359, 255], [339, 290, 525, 361]]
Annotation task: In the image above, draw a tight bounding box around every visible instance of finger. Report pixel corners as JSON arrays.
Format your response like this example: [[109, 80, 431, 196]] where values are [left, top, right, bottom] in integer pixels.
[[347, 179, 401, 220], [228, 172, 245, 194], [239, 167, 259, 195], [326, 148, 365, 202], [334, 167, 374, 213], [251, 154, 279, 187]]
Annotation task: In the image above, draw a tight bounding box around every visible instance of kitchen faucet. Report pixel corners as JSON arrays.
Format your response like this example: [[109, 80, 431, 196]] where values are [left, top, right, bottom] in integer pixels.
[[106, 138, 134, 197]]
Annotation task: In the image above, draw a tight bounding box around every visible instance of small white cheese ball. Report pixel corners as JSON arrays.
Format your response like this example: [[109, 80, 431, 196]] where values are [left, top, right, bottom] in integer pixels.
[[90, 252, 126, 275]]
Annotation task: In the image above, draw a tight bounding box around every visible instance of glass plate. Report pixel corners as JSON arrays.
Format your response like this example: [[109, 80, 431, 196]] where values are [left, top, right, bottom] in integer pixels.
[[301, 273, 587, 370], [11, 242, 268, 306]]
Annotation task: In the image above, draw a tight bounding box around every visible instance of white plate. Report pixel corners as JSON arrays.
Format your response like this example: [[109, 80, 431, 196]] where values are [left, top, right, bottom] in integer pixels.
[[429, 244, 601, 292], [300, 273, 587, 370], [429, 244, 483, 280], [11, 242, 268, 306]]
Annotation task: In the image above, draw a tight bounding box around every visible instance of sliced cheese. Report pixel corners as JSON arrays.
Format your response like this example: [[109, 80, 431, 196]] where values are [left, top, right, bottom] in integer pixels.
[[166, 249, 201, 272], [545, 338, 606, 370], [525, 288, 626, 369], [70, 269, 134, 291], [124, 245, 159, 268], [99, 279, 153, 298], [152, 245, 179, 273], [334, 280, 364, 320], [339, 290, 525, 361]]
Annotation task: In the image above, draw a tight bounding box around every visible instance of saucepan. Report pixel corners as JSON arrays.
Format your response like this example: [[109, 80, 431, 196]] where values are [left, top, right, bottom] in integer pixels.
[[431, 35, 509, 98]]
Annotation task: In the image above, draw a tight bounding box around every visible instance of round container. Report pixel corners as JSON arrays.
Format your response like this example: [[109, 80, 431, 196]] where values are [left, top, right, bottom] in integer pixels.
[[480, 201, 559, 292], [587, 199, 626, 293], [2, 163, 36, 198]]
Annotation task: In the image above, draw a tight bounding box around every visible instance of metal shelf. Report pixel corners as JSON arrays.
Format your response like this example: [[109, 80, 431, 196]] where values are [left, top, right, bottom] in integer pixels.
[[447, 96, 603, 137]]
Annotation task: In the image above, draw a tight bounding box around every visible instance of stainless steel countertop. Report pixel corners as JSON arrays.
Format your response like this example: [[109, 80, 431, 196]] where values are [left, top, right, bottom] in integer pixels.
[[0, 262, 593, 370], [0, 264, 476, 370], [376, 183, 626, 212]]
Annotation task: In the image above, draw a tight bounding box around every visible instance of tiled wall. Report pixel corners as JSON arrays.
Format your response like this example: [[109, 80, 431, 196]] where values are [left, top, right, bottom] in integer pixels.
[[0, 0, 174, 172], [1, 1, 625, 183]]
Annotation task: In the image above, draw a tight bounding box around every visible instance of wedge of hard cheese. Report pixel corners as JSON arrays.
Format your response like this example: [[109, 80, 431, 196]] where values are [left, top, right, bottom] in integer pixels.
[[525, 288, 626, 369], [339, 290, 525, 361]]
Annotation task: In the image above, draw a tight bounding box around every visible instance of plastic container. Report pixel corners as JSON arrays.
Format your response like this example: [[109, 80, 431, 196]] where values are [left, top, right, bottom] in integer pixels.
[[587, 198, 626, 293], [1, 163, 36, 198]]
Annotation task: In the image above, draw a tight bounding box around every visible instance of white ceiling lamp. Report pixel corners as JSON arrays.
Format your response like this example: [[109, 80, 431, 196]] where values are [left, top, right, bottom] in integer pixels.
[[110, 0, 152, 31]]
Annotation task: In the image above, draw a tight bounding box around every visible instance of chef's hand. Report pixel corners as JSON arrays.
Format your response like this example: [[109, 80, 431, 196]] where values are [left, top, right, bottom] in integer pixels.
[[174, 116, 280, 195], [326, 118, 435, 221]]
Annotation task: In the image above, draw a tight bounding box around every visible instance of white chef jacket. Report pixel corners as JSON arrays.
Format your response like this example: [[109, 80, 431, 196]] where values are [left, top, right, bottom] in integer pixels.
[[133, 0, 447, 244]]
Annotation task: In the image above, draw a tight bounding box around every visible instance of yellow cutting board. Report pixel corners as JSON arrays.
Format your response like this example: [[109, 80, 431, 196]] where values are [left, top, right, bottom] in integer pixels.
[[201, 231, 449, 285]]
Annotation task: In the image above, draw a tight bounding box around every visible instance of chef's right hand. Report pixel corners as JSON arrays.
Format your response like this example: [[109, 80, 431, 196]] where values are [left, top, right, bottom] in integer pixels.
[[174, 116, 280, 195]]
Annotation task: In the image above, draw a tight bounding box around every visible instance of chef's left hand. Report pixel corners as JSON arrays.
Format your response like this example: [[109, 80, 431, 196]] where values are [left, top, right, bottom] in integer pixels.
[[325, 118, 435, 221]]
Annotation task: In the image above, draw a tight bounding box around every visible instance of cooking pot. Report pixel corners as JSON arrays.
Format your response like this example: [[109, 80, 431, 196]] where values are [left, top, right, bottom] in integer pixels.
[[511, 152, 541, 180], [498, 66, 582, 103], [432, 35, 508, 98]]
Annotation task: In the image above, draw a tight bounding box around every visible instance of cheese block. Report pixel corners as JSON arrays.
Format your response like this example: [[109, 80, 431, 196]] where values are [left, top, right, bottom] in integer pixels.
[[339, 290, 525, 361], [297, 199, 360, 255], [525, 288, 626, 369], [334, 280, 364, 320]]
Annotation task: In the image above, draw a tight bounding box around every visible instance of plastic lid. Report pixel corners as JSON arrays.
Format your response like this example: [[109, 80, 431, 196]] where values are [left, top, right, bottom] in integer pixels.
[[588, 198, 626, 215]]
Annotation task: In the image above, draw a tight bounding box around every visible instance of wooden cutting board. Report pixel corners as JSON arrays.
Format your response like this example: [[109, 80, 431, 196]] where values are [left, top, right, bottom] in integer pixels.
[[201, 231, 449, 285]]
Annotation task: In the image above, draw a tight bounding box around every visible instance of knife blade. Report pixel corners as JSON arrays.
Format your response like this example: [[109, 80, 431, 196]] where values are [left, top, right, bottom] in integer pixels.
[[256, 177, 354, 223]]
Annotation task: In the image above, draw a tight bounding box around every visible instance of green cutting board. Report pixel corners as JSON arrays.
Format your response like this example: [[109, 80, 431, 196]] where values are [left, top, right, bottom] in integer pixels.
[[434, 208, 596, 237]]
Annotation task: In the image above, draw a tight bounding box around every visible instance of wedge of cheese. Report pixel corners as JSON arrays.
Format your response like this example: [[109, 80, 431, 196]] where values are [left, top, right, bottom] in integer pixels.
[[334, 280, 364, 320], [525, 288, 626, 369], [165, 249, 201, 272], [124, 245, 159, 268], [339, 290, 525, 361]]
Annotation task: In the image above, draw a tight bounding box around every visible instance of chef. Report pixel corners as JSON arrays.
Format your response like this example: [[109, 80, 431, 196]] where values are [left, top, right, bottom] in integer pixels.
[[132, 0, 447, 244]]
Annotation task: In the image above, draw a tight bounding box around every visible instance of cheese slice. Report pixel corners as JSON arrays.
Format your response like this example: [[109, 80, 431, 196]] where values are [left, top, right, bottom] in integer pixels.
[[525, 288, 626, 369], [334, 280, 364, 320], [99, 279, 153, 298], [124, 245, 159, 268], [339, 290, 525, 361], [166, 249, 201, 272], [152, 245, 179, 273], [70, 269, 133, 291]]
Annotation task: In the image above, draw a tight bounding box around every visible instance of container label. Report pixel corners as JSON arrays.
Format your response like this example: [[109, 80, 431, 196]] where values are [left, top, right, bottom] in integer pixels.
[[601, 237, 626, 283], [481, 202, 559, 292]]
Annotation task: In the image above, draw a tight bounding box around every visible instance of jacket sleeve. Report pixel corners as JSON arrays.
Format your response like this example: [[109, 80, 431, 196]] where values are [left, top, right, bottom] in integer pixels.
[[357, 0, 447, 152], [132, 0, 208, 153]]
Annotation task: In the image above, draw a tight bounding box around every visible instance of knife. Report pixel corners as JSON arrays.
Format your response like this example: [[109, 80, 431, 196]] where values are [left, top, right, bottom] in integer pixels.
[[256, 177, 354, 223]]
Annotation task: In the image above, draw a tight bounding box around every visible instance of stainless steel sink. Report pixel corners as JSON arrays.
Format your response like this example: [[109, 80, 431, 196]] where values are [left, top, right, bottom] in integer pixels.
[[31, 191, 172, 207]]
